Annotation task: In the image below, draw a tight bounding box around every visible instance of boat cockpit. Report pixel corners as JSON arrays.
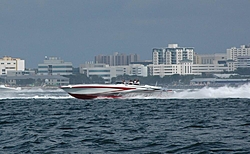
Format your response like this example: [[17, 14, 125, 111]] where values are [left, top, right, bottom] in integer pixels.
[[115, 80, 140, 85]]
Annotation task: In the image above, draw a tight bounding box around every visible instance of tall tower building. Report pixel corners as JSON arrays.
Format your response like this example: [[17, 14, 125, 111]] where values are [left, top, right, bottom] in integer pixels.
[[127, 54, 139, 64], [95, 52, 139, 66], [114, 52, 127, 66], [152, 48, 164, 65], [152, 44, 194, 65]]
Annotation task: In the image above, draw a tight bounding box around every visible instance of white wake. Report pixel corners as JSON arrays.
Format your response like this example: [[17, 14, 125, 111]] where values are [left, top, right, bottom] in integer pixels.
[[124, 84, 250, 99], [0, 88, 72, 100]]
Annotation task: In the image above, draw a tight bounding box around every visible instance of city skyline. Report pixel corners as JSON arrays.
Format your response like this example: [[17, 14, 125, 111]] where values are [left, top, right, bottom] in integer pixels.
[[1, 43, 250, 69], [1, 0, 250, 68], [1, 43, 250, 79]]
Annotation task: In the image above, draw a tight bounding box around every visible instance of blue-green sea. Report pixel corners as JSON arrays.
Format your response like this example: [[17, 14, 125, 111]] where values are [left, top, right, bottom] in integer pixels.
[[0, 86, 250, 153]]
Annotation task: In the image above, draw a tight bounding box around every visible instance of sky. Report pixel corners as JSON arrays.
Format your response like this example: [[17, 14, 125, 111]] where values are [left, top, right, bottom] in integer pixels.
[[1, 0, 250, 68]]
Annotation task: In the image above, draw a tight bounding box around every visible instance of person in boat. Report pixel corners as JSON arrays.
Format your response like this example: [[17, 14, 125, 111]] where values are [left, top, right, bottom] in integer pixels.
[[134, 79, 140, 85], [128, 80, 133, 85]]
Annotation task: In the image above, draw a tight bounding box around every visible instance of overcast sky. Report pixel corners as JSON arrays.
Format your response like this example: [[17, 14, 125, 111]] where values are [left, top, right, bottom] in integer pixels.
[[1, 0, 250, 68]]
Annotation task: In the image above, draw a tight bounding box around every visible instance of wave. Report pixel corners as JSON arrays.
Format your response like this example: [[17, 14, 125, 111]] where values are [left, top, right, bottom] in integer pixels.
[[170, 84, 250, 99], [0, 88, 72, 100], [124, 84, 250, 99]]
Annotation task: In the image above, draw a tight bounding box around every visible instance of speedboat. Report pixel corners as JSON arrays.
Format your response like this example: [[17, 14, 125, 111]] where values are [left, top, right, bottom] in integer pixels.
[[60, 82, 165, 99]]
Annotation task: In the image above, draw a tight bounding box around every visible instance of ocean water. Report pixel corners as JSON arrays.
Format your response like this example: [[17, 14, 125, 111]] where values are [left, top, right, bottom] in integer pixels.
[[0, 85, 250, 153]]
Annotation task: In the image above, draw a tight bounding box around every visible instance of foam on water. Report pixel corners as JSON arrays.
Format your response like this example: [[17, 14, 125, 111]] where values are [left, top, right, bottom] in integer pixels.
[[0, 88, 72, 100], [1, 84, 250, 100], [125, 84, 250, 99], [170, 84, 250, 99]]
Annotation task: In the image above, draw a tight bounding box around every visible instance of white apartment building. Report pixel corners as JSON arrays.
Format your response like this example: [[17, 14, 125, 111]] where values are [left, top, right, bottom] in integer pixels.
[[225, 44, 250, 70], [0, 56, 25, 75], [227, 45, 250, 61], [38, 56, 73, 75], [148, 61, 192, 77], [150, 44, 245, 76], [153, 44, 194, 65], [148, 62, 228, 77]]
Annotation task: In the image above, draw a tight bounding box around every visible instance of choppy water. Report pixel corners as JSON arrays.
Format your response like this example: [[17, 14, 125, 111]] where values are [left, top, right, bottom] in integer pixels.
[[0, 85, 250, 153]]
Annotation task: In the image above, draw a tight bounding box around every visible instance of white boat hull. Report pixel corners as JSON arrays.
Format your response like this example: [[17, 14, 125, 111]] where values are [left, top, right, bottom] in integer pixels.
[[60, 84, 164, 99]]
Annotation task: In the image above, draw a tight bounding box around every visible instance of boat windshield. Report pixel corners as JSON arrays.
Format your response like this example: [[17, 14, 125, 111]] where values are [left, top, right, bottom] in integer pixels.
[[115, 81, 124, 84], [115, 80, 140, 85]]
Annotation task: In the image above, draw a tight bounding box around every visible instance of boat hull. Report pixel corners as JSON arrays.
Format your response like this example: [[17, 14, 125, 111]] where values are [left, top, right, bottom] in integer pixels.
[[60, 84, 164, 99]]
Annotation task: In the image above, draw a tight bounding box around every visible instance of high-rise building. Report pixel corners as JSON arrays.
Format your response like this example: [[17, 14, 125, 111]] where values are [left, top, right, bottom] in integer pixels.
[[114, 52, 127, 66], [152, 44, 194, 65], [152, 48, 164, 65], [95, 52, 139, 66], [127, 54, 139, 64]]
